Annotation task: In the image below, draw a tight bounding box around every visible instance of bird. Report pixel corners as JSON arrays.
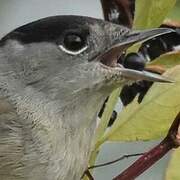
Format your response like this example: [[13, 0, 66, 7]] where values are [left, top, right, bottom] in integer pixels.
[[0, 15, 172, 180]]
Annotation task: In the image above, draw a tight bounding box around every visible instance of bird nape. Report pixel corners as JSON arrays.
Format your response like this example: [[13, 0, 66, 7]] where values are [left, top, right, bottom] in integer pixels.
[[0, 15, 173, 180]]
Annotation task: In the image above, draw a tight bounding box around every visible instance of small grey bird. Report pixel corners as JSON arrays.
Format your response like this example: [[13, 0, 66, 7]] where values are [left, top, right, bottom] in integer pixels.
[[0, 15, 172, 180]]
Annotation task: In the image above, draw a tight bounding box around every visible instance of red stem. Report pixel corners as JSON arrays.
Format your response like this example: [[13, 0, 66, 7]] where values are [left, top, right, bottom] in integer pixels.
[[113, 137, 174, 180]]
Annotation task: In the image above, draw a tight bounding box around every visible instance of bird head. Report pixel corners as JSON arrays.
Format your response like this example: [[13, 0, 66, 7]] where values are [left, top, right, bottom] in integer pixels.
[[0, 16, 172, 104]]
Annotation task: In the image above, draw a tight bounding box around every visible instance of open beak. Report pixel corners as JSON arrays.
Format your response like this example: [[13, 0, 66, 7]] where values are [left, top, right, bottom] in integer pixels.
[[118, 68, 173, 82], [99, 28, 174, 83]]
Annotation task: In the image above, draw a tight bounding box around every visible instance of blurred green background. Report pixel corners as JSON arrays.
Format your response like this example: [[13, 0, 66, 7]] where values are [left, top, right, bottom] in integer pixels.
[[168, 0, 180, 19]]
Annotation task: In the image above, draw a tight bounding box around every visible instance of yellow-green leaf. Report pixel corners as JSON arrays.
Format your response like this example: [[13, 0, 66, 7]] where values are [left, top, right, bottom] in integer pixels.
[[101, 65, 180, 142], [133, 0, 176, 29], [94, 88, 121, 143], [167, 1, 180, 20], [165, 149, 180, 180], [150, 51, 180, 68]]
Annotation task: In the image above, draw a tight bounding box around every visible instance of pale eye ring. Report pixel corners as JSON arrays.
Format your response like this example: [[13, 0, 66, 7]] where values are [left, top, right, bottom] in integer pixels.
[[59, 33, 88, 55]]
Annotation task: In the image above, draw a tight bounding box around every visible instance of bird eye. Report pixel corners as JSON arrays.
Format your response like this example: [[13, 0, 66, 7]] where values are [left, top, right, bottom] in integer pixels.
[[59, 33, 87, 55]]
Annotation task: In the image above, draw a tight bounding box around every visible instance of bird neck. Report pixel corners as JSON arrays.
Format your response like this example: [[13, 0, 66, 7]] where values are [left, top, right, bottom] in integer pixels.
[[0, 78, 107, 179]]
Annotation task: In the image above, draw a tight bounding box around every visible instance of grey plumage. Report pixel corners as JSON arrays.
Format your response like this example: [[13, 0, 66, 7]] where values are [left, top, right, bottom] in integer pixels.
[[0, 16, 172, 180]]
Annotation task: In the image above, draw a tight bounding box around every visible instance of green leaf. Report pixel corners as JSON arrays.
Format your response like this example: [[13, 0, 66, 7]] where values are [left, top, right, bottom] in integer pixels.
[[150, 51, 180, 68], [100, 65, 180, 142], [94, 88, 121, 143], [165, 149, 180, 180], [167, 1, 180, 20], [133, 0, 176, 29], [88, 88, 121, 173]]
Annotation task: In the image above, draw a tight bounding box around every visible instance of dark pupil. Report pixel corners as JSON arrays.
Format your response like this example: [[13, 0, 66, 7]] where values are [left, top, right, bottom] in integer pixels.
[[63, 34, 85, 51]]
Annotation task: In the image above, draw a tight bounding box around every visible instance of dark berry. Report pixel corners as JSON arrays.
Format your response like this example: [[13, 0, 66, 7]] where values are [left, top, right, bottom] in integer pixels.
[[123, 53, 146, 71]]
